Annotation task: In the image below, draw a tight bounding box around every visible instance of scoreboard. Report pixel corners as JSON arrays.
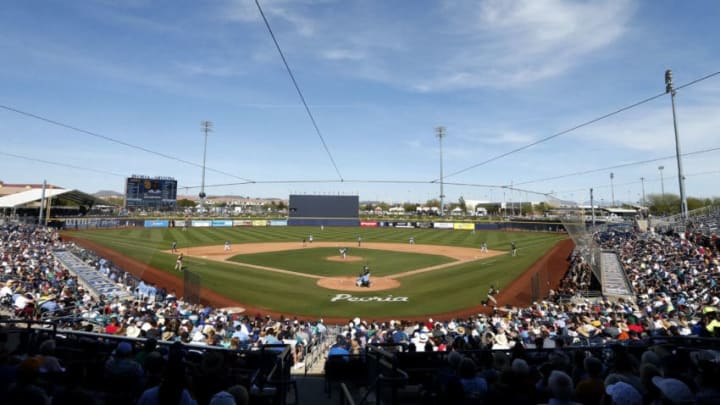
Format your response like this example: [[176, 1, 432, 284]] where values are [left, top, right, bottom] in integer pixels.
[[124, 176, 177, 209], [288, 195, 359, 218]]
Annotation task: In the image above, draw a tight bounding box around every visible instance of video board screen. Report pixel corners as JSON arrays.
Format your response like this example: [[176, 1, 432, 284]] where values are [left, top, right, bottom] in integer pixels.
[[288, 195, 359, 218], [125, 177, 177, 209]]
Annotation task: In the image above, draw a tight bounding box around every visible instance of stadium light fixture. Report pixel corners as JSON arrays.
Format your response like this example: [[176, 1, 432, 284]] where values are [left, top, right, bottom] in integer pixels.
[[641, 177, 647, 211], [436, 126, 446, 216], [200, 120, 213, 212], [665, 69, 689, 221]]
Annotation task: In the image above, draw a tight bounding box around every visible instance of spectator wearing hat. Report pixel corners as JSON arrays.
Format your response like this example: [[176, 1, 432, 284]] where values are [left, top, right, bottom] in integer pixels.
[[0, 279, 15, 299], [104, 341, 143, 396], [605, 381, 642, 405], [209, 390, 235, 405], [652, 376, 695, 405]]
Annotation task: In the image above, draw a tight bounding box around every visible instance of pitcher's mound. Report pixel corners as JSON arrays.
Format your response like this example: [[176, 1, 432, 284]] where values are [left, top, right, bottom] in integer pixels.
[[317, 276, 400, 291], [325, 255, 363, 262]]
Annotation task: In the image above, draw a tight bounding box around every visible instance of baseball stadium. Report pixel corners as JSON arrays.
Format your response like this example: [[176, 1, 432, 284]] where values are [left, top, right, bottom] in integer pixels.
[[55, 193, 572, 323], [3, 2, 720, 405]]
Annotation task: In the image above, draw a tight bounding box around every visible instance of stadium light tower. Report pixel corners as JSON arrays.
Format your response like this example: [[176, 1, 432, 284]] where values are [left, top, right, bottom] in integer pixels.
[[658, 165, 665, 197], [610, 172, 615, 207], [665, 69, 689, 220], [436, 126, 446, 216], [200, 120, 213, 212], [641, 176, 647, 208]]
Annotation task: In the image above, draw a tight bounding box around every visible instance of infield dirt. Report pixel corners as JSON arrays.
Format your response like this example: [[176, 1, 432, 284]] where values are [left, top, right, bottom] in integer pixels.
[[62, 234, 573, 324]]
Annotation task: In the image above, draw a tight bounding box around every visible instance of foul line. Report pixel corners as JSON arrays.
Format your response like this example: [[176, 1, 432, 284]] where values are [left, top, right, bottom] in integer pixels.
[[174, 242, 504, 281]]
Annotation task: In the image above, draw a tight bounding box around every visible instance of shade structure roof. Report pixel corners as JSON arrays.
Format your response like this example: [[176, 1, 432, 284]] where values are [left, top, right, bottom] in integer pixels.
[[0, 188, 109, 208]]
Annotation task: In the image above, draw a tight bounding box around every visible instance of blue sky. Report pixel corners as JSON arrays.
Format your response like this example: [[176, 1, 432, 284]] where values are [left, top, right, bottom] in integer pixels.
[[1, 0, 719, 205]]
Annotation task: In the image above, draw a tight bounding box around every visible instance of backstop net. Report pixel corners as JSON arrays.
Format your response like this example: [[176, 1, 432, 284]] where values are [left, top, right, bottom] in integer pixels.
[[546, 196, 603, 287]]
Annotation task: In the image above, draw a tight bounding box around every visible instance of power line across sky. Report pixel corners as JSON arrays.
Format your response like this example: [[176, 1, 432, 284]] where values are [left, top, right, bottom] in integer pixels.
[[1, 1, 720, 203]]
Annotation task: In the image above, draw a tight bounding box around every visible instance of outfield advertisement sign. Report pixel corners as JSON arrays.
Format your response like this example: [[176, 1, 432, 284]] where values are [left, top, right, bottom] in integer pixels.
[[212, 220, 233, 227], [144, 220, 169, 228], [377, 221, 415, 228], [453, 223, 475, 230], [433, 222, 454, 229], [416, 222, 433, 229], [53, 251, 131, 299], [192, 220, 212, 227], [360, 221, 378, 227], [252, 220, 269, 227], [269, 220, 288, 226], [233, 220, 253, 227]]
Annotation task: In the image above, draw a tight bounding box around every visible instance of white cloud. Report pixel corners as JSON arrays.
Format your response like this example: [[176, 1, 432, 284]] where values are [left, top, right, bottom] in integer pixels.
[[580, 101, 720, 153], [412, 0, 635, 90], [481, 131, 536, 145], [174, 62, 245, 78], [320, 49, 365, 61], [215, 1, 635, 91], [222, 0, 317, 37]]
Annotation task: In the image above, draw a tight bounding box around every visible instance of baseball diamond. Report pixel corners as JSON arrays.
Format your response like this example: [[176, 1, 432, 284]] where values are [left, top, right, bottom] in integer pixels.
[[63, 226, 569, 322]]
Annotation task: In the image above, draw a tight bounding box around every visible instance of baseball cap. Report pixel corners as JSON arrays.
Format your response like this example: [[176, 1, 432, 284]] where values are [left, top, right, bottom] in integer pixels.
[[115, 341, 133, 356], [209, 391, 236, 405], [652, 377, 694, 404], [605, 381, 642, 405]]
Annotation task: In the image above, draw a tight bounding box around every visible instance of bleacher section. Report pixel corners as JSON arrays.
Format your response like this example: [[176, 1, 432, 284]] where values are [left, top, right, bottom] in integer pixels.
[[599, 251, 635, 302]]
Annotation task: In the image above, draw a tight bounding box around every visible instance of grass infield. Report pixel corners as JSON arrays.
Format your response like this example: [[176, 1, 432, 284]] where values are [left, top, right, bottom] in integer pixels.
[[65, 226, 567, 318], [228, 247, 453, 277]]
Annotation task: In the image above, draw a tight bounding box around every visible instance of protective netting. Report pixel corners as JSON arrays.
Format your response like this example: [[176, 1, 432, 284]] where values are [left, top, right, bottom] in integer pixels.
[[183, 270, 202, 305], [546, 196, 603, 285]]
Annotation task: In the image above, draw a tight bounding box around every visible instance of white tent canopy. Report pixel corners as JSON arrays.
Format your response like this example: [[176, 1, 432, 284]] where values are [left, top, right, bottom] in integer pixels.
[[0, 188, 108, 208]]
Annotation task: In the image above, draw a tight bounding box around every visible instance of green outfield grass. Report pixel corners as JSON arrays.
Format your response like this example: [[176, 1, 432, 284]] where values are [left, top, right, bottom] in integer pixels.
[[228, 247, 453, 277], [65, 226, 567, 318]]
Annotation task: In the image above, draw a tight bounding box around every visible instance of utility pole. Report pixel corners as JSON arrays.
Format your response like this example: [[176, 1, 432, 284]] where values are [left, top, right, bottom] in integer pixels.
[[436, 126, 446, 216], [200, 120, 212, 213], [590, 188, 595, 227], [665, 69, 689, 220], [610, 172, 615, 207], [38, 180, 47, 226]]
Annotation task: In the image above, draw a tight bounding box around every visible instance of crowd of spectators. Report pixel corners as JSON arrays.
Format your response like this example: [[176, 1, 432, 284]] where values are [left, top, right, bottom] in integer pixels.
[[0, 222, 324, 359], [0, 221, 335, 403], [318, 220, 720, 403]]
